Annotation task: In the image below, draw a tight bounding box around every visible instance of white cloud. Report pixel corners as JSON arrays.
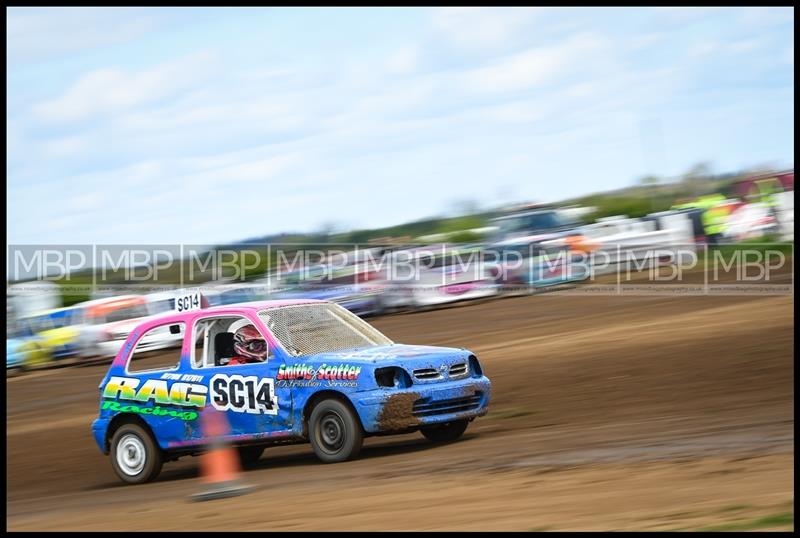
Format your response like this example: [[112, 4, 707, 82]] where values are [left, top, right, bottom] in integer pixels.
[[7, 7, 166, 65], [186, 153, 303, 185], [689, 36, 773, 59], [67, 193, 106, 212], [729, 38, 762, 53], [7, 8, 796, 245], [738, 7, 793, 29], [462, 33, 607, 93], [432, 7, 542, 51], [6, 120, 23, 161], [33, 51, 219, 123], [42, 135, 88, 158], [630, 32, 665, 50], [689, 41, 720, 58], [564, 81, 598, 99], [385, 46, 421, 75], [479, 101, 546, 124]]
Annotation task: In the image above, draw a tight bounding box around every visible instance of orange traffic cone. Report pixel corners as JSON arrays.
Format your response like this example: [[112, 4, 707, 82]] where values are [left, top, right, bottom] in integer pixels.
[[190, 408, 254, 502]]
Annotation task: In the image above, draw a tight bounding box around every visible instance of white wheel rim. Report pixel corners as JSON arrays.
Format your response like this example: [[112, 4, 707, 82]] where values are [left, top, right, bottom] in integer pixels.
[[116, 434, 146, 476]]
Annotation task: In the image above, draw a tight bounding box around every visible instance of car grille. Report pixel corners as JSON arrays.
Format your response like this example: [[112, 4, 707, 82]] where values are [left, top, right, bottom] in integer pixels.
[[448, 363, 468, 378], [412, 392, 483, 417], [413, 367, 441, 380]]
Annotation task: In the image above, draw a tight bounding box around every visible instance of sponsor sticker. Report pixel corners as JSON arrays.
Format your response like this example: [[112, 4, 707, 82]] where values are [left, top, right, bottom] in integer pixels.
[[101, 400, 198, 421], [101, 373, 279, 417], [103, 376, 207, 408], [210, 374, 278, 415], [276, 363, 362, 388]]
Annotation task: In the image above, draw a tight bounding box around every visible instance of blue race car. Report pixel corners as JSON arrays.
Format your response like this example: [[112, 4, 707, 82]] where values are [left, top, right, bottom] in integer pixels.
[[267, 266, 384, 317], [91, 299, 491, 484], [6, 319, 47, 371], [490, 240, 589, 291]]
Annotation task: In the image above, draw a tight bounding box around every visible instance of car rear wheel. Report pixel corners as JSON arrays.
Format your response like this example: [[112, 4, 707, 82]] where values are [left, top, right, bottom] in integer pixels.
[[420, 419, 469, 443], [110, 423, 163, 484], [309, 399, 363, 463]]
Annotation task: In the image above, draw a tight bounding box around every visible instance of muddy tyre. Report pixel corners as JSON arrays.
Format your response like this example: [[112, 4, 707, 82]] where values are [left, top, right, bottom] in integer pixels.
[[420, 419, 469, 443], [110, 423, 163, 484], [309, 399, 363, 463]]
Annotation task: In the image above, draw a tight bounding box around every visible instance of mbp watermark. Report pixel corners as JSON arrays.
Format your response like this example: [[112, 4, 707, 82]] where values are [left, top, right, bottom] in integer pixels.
[[6, 242, 793, 297]]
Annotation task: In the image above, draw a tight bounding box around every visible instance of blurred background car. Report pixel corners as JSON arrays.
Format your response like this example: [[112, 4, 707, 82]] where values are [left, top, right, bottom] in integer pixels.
[[490, 204, 586, 245], [139, 288, 209, 347], [378, 245, 499, 312], [489, 240, 589, 292], [202, 282, 269, 307], [266, 264, 385, 317], [17, 306, 85, 363], [76, 295, 153, 360], [143, 290, 180, 316], [6, 313, 52, 371], [575, 215, 691, 276]]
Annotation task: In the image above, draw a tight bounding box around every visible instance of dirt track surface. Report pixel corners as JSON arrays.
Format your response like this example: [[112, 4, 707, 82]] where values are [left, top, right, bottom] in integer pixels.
[[6, 291, 794, 531]]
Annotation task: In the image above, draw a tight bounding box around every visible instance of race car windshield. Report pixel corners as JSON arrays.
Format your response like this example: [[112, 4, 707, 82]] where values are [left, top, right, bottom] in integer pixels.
[[258, 303, 393, 357]]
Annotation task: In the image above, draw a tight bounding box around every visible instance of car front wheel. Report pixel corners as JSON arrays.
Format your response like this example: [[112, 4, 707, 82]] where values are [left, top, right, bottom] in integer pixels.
[[309, 399, 363, 463], [420, 419, 469, 443], [110, 423, 163, 484]]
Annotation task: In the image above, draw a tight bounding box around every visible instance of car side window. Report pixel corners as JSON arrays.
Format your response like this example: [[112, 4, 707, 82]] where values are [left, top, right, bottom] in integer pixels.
[[126, 322, 185, 374], [192, 315, 272, 369]]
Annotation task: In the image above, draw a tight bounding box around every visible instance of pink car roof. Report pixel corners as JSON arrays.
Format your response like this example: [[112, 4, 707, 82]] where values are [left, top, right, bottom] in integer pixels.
[[137, 298, 326, 326], [110, 299, 330, 367]]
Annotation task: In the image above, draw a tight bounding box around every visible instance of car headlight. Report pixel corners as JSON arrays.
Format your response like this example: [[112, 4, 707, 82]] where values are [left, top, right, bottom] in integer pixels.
[[468, 355, 483, 377], [375, 366, 412, 388]]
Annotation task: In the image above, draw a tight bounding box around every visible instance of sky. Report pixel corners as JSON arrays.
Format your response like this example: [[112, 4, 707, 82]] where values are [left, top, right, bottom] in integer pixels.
[[6, 7, 795, 245]]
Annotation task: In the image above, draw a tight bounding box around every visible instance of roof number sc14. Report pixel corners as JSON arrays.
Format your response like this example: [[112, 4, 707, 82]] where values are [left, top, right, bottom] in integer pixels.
[[175, 291, 201, 313]]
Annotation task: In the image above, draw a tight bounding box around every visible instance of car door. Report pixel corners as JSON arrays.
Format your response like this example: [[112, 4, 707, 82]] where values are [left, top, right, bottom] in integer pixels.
[[190, 313, 294, 442]]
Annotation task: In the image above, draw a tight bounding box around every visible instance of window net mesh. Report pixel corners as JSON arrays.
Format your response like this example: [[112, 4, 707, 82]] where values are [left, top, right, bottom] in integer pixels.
[[258, 303, 391, 357]]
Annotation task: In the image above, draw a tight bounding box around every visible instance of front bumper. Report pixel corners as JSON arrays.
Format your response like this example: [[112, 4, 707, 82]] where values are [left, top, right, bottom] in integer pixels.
[[7, 351, 25, 369], [354, 376, 491, 433], [92, 417, 111, 453]]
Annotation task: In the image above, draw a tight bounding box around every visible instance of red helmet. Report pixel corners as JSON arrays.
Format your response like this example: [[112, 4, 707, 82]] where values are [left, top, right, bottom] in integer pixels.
[[232, 325, 268, 362]]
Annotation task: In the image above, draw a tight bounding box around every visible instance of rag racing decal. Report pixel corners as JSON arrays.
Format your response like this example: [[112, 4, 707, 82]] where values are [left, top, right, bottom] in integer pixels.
[[210, 374, 278, 415], [101, 400, 198, 421], [103, 376, 208, 408], [276, 363, 362, 388]]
